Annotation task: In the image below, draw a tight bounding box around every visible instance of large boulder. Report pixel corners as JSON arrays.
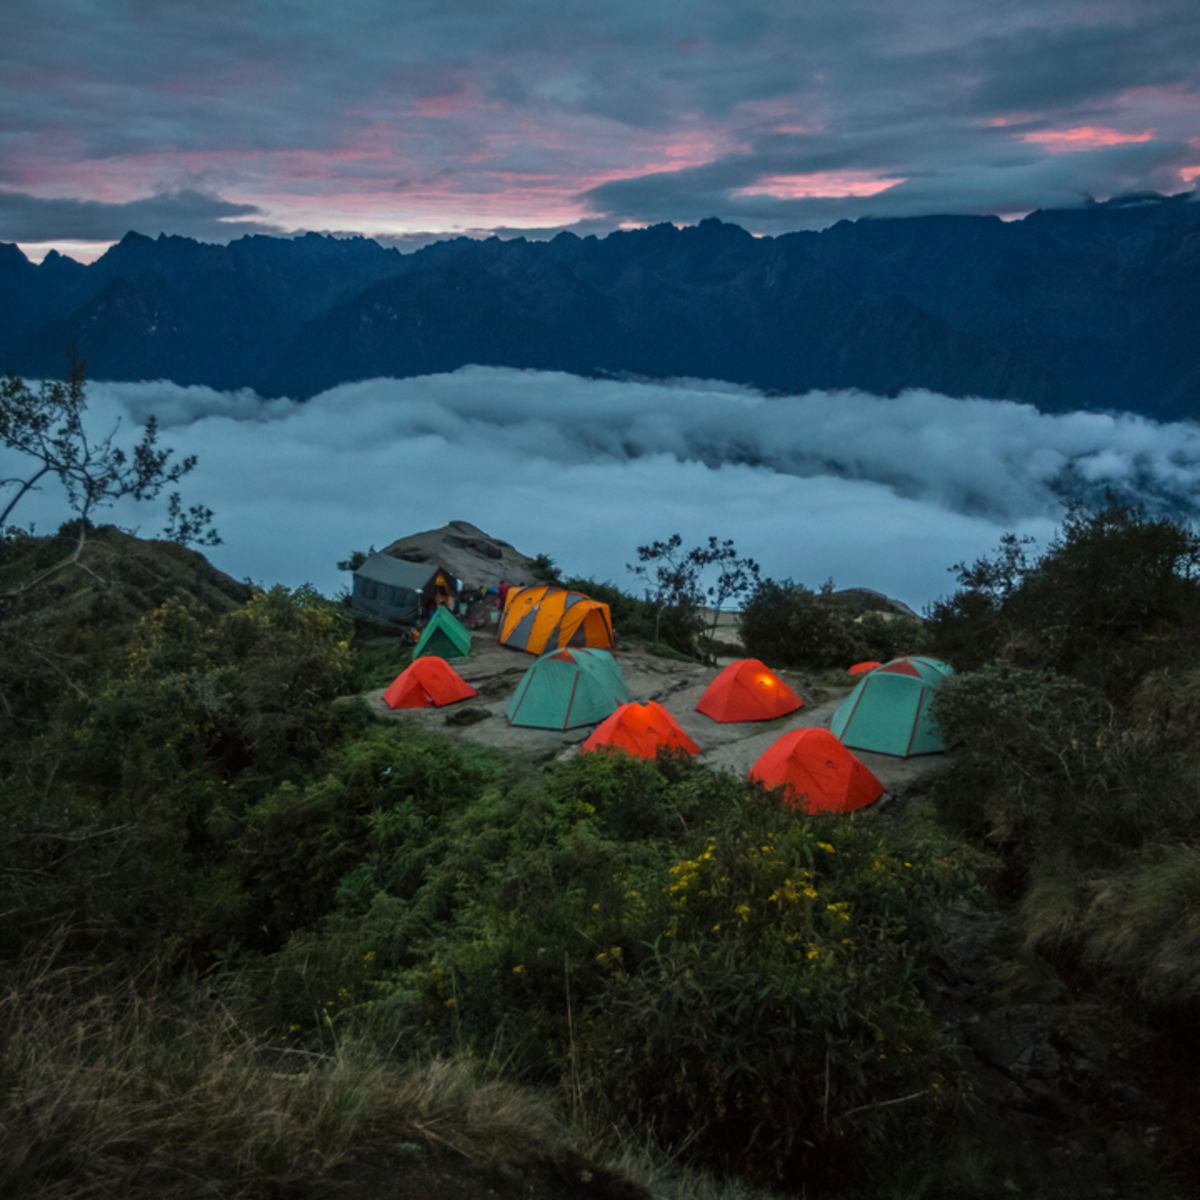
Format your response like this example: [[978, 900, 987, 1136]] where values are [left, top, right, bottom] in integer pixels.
[[380, 520, 538, 592]]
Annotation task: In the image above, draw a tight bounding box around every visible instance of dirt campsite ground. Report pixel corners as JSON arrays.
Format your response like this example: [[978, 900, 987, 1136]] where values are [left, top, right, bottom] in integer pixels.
[[362, 620, 944, 798]]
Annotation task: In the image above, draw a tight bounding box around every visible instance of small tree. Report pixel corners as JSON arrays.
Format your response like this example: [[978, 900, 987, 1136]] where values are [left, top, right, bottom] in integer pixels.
[[0, 357, 219, 723], [692, 536, 760, 655], [925, 532, 1034, 670], [628, 534, 759, 658], [927, 495, 1200, 693], [628, 533, 700, 650], [0, 354, 217, 557]]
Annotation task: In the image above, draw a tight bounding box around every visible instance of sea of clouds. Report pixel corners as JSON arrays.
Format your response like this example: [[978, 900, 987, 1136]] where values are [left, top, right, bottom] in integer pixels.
[[5, 366, 1199, 610]]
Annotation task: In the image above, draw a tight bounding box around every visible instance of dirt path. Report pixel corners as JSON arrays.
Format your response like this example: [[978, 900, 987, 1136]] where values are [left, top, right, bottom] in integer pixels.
[[364, 636, 944, 795]]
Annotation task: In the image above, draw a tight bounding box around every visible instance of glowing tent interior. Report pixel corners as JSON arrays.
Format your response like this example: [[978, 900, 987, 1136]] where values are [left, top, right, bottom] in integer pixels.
[[696, 658, 802, 722]]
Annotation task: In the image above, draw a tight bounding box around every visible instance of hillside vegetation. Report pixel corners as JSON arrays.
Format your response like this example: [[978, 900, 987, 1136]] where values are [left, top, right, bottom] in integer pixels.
[[2, 495, 1200, 1198]]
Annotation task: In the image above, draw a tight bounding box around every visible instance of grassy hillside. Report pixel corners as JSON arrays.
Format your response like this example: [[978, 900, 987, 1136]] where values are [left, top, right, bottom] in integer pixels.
[[2, 503, 1199, 1198]]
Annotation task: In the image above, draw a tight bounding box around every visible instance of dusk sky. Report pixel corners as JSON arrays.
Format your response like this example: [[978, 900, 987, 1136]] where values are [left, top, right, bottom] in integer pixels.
[[4, 0, 1199, 263]]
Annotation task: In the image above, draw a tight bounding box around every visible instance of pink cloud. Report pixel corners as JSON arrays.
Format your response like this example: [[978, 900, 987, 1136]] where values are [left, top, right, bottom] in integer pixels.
[[988, 112, 1047, 128], [1020, 126, 1156, 152], [732, 172, 906, 199], [412, 93, 483, 119]]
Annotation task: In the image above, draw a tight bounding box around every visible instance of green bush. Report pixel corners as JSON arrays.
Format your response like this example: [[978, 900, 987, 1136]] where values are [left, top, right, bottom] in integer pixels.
[[741, 578, 922, 670], [347, 760, 970, 1192], [927, 497, 1200, 696], [932, 665, 1200, 874], [0, 585, 360, 966]]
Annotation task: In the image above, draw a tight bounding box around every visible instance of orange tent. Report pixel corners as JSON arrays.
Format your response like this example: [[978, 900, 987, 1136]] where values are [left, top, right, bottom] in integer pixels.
[[499, 585, 614, 656], [580, 701, 700, 760], [848, 660, 882, 676], [696, 658, 802, 722], [748, 728, 882, 814], [382, 656, 477, 709]]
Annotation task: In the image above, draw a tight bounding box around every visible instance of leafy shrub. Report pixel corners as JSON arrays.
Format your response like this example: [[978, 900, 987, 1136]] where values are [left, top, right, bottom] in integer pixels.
[[927, 497, 1200, 696], [234, 722, 488, 949], [350, 760, 970, 1192], [574, 817, 963, 1188], [932, 665, 1200, 874], [0, 585, 359, 965], [741, 578, 922, 670]]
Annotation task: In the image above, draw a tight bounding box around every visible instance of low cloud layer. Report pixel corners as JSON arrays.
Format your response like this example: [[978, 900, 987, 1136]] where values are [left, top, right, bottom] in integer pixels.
[[4, 368, 1198, 610]]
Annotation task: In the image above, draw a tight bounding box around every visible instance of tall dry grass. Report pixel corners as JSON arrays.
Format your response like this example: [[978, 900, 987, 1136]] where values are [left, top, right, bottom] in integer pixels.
[[1021, 845, 1200, 1008], [0, 938, 571, 1198]]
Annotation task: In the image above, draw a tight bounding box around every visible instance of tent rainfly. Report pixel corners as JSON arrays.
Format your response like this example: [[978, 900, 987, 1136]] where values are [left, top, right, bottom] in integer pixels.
[[749, 727, 883, 813], [414, 606, 472, 659], [580, 701, 700, 760], [382, 656, 477, 709], [352, 553, 459, 627], [507, 648, 629, 730], [848, 660, 882, 676], [830, 655, 954, 757], [499, 585, 614, 656], [696, 658, 803, 722]]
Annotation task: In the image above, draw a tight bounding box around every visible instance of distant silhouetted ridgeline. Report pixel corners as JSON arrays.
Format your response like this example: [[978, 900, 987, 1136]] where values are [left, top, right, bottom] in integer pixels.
[[3, 192, 1198, 417]]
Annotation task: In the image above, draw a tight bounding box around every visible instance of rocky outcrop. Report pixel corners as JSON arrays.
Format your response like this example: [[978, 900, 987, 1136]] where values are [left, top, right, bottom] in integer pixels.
[[379, 520, 537, 592]]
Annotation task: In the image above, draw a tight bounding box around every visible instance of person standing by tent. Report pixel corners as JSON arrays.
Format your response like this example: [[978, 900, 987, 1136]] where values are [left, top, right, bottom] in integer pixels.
[[497, 579, 510, 613]]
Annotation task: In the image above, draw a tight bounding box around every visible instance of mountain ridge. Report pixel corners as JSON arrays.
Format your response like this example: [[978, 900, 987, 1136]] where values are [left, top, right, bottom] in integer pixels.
[[3, 192, 1197, 417]]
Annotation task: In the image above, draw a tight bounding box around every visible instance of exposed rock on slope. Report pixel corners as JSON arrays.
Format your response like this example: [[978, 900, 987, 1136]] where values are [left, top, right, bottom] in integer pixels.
[[379, 520, 538, 591]]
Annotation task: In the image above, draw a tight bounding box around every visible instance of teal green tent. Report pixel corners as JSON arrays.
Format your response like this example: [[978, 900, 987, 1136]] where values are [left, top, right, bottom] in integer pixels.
[[414, 607, 472, 659], [507, 648, 631, 730], [830, 656, 953, 757]]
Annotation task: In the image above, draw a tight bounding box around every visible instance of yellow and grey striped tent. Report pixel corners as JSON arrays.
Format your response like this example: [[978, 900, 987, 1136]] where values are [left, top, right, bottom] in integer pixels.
[[498, 585, 614, 656]]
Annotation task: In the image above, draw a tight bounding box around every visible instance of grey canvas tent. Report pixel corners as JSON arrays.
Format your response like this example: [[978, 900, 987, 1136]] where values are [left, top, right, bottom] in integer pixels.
[[352, 553, 459, 626]]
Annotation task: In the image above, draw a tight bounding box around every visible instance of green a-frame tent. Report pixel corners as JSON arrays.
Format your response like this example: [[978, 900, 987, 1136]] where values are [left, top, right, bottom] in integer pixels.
[[414, 606, 473, 659]]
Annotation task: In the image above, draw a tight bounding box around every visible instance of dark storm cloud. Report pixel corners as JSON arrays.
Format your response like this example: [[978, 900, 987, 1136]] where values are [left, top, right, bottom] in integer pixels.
[[963, 4, 1200, 114], [581, 127, 1195, 234], [3, 0, 1198, 244], [0, 189, 282, 243]]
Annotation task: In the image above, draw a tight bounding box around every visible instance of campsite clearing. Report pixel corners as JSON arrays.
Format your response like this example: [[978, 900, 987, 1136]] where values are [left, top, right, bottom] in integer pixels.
[[363, 636, 944, 797]]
